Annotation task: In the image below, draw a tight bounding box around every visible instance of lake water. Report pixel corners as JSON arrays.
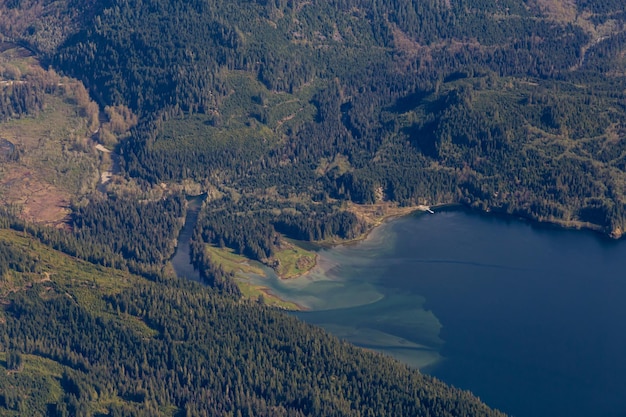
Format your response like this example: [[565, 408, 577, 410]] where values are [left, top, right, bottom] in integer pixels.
[[246, 209, 626, 417]]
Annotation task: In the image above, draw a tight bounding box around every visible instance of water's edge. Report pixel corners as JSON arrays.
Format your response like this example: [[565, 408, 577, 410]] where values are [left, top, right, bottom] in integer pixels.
[[168, 200, 626, 417], [243, 208, 626, 417]]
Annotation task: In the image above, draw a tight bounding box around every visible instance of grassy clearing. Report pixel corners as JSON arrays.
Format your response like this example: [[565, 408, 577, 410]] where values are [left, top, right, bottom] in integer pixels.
[[0, 229, 132, 295], [0, 352, 65, 383], [205, 245, 266, 276], [271, 241, 317, 279], [205, 245, 302, 309], [218, 70, 317, 135], [315, 153, 352, 177], [235, 280, 302, 310], [155, 112, 277, 162]]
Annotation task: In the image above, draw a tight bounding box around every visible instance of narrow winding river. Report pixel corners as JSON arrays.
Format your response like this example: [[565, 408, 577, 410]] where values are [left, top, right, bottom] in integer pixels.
[[170, 195, 204, 282]]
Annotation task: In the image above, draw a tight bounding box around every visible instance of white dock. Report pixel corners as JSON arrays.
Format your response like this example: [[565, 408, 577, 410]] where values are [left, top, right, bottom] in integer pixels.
[[417, 205, 435, 214]]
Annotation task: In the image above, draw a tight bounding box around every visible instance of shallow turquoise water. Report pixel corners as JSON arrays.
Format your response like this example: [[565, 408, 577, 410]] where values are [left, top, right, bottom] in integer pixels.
[[246, 209, 626, 417]]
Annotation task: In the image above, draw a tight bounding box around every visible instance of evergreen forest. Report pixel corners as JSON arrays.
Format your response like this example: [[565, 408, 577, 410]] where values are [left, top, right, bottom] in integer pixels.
[[1, 0, 626, 414]]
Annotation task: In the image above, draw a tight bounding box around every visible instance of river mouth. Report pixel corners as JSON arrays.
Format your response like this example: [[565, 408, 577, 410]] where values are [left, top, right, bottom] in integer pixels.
[[244, 211, 446, 369], [168, 200, 626, 417], [244, 209, 626, 417]]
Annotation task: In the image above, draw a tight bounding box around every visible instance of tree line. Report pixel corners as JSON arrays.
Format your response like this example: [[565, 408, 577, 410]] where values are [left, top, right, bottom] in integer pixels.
[[0, 241, 506, 416]]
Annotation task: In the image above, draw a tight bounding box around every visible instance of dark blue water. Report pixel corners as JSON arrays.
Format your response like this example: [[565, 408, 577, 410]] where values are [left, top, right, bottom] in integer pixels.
[[248, 209, 626, 417]]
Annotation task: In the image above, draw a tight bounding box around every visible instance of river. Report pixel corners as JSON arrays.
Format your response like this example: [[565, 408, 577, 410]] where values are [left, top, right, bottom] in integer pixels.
[[170, 195, 204, 282], [243, 208, 626, 417]]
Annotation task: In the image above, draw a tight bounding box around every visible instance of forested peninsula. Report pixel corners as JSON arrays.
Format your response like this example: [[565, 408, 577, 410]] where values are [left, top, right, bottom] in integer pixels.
[[1, 0, 625, 414]]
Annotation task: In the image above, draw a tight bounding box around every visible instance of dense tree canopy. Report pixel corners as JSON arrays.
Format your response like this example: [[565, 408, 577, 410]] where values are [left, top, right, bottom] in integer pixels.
[[0, 0, 625, 414], [44, 0, 626, 238], [0, 226, 505, 416]]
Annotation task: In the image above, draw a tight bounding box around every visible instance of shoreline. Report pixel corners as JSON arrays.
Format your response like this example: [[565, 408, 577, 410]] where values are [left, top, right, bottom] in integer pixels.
[[251, 200, 623, 309], [271, 202, 433, 282], [470, 204, 622, 240], [254, 203, 428, 308], [273, 202, 460, 282], [321, 202, 456, 247], [257, 285, 306, 310]]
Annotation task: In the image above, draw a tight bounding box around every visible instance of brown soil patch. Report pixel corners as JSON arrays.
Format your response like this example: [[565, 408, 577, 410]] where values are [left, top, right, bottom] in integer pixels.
[[0, 165, 71, 226]]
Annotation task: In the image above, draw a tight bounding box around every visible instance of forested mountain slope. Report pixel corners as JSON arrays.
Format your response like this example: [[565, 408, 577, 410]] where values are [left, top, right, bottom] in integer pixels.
[[0, 0, 625, 414], [0, 226, 505, 416], [40, 0, 626, 240]]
